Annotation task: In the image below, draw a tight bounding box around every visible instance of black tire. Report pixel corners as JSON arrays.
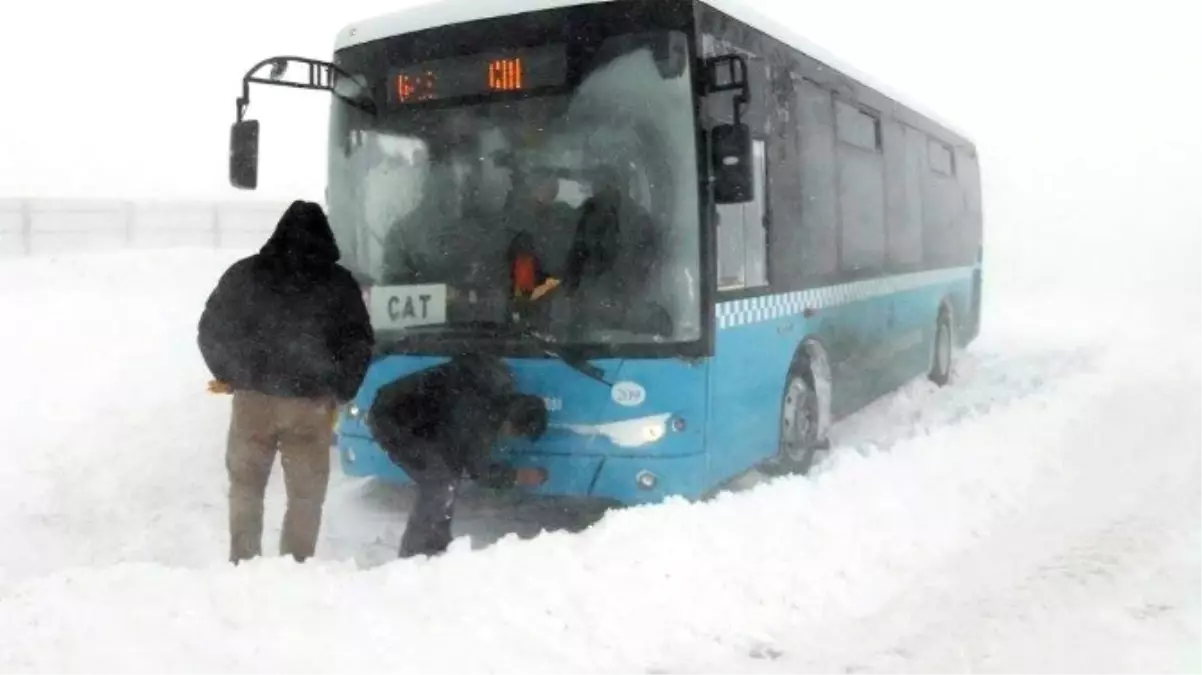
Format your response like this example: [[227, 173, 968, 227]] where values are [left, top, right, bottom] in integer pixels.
[[929, 308, 953, 386], [765, 368, 825, 476]]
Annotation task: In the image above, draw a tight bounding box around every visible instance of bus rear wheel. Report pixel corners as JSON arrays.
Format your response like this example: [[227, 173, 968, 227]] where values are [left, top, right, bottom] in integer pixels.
[[768, 370, 826, 476], [929, 308, 954, 386]]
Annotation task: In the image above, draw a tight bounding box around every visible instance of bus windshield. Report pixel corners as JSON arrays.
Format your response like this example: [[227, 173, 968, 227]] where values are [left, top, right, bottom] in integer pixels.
[[327, 29, 702, 352]]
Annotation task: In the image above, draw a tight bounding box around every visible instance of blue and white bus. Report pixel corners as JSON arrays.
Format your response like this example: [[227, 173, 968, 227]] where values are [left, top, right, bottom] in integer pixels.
[[228, 0, 984, 506]]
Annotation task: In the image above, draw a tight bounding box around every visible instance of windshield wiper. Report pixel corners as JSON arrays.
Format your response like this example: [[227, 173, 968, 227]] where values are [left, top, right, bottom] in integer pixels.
[[409, 320, 611, 387], [512, 324, 612, 388]]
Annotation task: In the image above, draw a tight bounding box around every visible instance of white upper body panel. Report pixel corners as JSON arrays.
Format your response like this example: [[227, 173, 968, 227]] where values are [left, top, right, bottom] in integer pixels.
[[332, 0, 970, 141]]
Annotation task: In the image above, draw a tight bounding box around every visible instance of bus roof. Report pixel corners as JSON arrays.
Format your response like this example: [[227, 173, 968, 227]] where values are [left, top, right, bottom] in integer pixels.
[[333, 0, 971, 143]]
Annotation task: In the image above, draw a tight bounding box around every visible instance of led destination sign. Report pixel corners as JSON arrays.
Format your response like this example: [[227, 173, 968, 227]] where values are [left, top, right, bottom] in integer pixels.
[[394, 44, 567, 104]]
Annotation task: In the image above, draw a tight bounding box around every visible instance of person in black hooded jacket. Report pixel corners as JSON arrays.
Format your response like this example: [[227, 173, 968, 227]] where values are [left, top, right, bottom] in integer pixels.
[[198, 200, 374, 564]]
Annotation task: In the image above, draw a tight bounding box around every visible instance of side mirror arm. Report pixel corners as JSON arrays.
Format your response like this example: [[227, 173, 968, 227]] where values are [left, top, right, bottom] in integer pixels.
[[235, 56, 376, 123]]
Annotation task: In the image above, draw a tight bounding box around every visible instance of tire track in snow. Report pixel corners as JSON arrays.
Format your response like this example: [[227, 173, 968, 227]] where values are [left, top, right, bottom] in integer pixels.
[[719, 335, 1201, 673], [726, 343, 1098, 496]]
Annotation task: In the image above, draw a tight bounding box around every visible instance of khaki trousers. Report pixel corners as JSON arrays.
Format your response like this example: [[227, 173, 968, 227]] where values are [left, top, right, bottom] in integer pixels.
[[226, 390, 335, 563]]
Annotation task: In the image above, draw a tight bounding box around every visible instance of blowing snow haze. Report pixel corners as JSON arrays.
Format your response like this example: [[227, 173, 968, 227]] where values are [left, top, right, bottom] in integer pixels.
[[0, 0, 1200, 672], [1, 1, 1198, 216], [0, 0, 402, 201], [2, 0, 1192, 318], [2, 0, 1198, 296]]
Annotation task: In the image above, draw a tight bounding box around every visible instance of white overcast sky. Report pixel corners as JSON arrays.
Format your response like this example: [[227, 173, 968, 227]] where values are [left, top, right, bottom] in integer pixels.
[[0, 0, 1198, 258]]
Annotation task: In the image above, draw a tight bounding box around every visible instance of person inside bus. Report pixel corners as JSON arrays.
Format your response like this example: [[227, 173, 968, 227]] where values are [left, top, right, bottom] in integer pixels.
[[366, 353, 548, 559], [562, 167, 669, 337], [198, 200, 374, 565], [482, 166, 575, 323], [500, 167, 578, 273], [506, 229, 561, 326]]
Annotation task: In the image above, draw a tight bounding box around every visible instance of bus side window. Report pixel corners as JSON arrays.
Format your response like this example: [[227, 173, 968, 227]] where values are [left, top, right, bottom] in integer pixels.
[[716, 139, 768, 291], [834, 99, 886, 275]]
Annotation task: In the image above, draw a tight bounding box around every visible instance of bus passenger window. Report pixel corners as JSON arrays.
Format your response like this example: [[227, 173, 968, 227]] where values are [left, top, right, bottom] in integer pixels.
[[930, 139, 955, 176]]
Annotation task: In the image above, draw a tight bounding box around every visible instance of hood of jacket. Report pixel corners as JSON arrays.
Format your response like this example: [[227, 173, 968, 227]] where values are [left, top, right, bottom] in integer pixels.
[[258, 200, 341, 268]]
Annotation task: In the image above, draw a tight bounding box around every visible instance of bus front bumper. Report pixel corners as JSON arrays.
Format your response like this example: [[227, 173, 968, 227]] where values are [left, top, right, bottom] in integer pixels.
[[336, 433, 707, 506]]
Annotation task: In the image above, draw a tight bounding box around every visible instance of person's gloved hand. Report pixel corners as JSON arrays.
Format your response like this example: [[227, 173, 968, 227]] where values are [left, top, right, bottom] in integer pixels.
[[531, 277, 560, 301], [207, 380, 233, 394]]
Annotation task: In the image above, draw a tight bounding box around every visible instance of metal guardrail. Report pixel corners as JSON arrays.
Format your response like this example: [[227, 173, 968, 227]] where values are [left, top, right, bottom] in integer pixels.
[[0, 198, 294, 257]]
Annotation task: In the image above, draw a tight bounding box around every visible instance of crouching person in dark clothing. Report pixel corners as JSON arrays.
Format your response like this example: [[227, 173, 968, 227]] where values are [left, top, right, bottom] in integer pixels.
[[367, 354, 547, 558], [197, 200, 374, 564]]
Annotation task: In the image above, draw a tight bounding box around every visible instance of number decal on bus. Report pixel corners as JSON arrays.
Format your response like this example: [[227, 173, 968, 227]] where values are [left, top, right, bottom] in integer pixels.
[[611, 381, 646, 407]]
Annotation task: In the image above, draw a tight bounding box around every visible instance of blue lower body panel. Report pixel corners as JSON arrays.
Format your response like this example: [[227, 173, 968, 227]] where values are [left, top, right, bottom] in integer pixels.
[[336, 266, 980, 507]]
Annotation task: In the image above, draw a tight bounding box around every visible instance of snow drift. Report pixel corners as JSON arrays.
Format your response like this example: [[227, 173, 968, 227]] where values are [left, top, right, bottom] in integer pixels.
[[0, 228, 1196, 673]]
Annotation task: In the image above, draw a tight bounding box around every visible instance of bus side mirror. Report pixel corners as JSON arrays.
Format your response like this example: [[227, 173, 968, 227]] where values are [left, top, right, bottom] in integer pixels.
[[711, 123, 752, 204], [704, 53, 750, 102], [229, 119, 260, 190]]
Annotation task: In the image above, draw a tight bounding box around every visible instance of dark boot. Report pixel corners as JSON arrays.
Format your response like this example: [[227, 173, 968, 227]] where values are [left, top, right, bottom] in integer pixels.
[[399, 477, 458, 558]]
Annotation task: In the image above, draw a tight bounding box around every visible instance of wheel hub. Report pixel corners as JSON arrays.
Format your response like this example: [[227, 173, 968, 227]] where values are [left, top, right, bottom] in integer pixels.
[[781, 377, 812, 462]]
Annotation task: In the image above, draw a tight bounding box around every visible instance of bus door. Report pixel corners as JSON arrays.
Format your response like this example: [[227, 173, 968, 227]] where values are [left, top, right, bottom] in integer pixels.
[[703, 46, 785, 481]]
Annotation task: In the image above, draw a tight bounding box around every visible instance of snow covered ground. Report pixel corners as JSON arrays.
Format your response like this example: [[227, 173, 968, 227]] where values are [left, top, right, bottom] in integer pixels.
[[0, 224, 1197, 673]]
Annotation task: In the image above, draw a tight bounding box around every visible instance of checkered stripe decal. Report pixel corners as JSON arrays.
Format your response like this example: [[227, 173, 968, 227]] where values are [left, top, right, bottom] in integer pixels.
[[716, 266, 974, 330]]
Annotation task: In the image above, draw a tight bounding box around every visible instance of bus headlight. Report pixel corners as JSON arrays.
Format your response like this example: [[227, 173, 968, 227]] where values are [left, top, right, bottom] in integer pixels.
[[636, 470, 658, 490], [644, 421, 666, 443], [564, 414, 673, 449], [348, 403, 362, 419]]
